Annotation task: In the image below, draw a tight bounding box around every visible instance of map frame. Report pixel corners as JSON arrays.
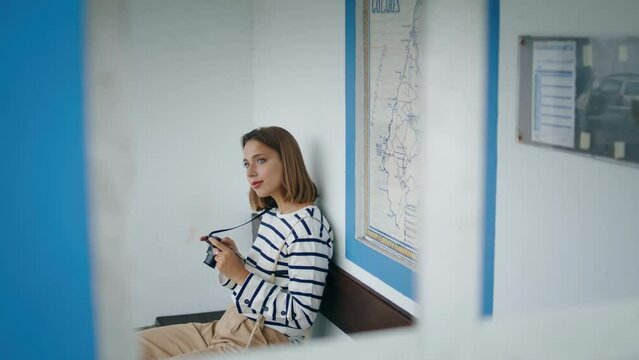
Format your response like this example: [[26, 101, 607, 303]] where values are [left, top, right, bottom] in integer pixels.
[[344, 0, 418, 301], [361, 0, 419, 269]]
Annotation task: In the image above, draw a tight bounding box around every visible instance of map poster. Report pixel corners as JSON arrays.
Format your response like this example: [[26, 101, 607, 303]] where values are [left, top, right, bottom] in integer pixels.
[[360, 0, 421, 268]]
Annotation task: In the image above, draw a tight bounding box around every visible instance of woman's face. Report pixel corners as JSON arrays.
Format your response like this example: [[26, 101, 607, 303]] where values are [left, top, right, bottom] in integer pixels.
[[243, 139, 284, 200]]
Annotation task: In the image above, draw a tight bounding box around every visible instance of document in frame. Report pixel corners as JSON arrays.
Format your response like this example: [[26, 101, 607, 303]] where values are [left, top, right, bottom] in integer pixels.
[[531, 40, 577, 148], [363, 0, 421, 268]]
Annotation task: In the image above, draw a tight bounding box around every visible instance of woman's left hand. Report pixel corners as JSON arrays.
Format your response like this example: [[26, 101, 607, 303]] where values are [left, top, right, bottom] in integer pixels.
[[208, 237, 250, 284]]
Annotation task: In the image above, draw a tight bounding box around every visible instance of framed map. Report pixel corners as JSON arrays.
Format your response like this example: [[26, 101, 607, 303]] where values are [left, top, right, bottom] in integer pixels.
[[362, 0, 421, 268], [345, 0, 421, 300]]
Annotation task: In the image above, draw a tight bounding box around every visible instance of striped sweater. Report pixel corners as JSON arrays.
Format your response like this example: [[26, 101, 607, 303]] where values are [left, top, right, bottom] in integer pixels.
[[218, 205, 334, 339]]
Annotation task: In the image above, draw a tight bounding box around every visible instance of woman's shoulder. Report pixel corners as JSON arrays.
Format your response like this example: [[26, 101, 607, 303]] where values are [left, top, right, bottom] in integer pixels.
[[279, 204, 320, 219], [286, 205, 332, 239]]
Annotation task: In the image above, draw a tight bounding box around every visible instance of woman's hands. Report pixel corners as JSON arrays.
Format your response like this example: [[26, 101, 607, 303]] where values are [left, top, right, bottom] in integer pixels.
[[202, 236, 250, 284], [218, 237, 239, 253]]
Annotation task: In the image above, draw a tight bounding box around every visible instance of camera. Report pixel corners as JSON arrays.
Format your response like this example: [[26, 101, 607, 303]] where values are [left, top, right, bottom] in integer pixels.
[[202, 236, 220, 269], [202, 208, 269, 270]]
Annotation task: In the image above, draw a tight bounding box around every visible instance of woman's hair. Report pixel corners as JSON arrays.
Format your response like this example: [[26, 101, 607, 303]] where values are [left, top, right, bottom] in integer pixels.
[[241, 126, 318, 210]]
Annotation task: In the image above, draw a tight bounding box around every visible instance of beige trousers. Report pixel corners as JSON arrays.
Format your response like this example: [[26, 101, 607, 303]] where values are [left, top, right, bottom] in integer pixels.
[[138, 305, 289, 359]]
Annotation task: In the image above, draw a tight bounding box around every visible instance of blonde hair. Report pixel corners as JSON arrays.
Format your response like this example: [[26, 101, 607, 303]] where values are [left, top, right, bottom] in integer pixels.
[[241, 127, 318, 211]]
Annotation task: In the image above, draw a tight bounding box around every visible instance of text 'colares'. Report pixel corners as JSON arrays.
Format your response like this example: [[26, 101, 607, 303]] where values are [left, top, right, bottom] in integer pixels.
[[371, 0, 401, 14]]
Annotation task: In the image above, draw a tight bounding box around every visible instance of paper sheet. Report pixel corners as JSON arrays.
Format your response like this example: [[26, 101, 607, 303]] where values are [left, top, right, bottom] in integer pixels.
[[531, 41, 577, 148]]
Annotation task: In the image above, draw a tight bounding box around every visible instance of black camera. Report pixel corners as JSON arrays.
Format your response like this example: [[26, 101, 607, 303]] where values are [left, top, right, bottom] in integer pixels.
[[202, 208, 269, 270], [202, 236, 220, 269]]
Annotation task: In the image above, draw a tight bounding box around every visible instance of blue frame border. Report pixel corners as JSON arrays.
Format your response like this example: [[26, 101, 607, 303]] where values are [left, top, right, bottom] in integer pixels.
[[345, 0, 416, 300], [482, 0, 499, 317]]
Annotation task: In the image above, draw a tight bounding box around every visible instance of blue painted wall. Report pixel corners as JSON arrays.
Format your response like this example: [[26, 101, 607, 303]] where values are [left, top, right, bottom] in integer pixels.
[[0, 1, 96, 359], [482, 0, 499, 317]]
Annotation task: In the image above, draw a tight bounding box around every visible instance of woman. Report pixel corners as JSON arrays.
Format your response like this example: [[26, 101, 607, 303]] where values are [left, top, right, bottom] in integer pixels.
[[139, 126, 334, 359]]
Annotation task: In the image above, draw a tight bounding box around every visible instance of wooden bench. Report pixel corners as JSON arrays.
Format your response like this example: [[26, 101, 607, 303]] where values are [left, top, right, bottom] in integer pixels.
[[155, 262, 413, 334]]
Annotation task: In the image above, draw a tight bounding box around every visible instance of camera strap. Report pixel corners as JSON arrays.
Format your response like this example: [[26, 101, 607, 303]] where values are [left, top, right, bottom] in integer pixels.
[[207, 208, 271, 238]]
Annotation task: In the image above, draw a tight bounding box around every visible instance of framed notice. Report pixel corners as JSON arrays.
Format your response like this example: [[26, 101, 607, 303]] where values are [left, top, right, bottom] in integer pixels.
[[518, 36, 639, 166]]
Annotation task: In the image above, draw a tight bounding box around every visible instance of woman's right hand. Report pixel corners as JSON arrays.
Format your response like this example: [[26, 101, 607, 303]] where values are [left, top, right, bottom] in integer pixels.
[[219, 237, 239, 253], [200, 235, 239, 254], [207, 237, 250, 284]]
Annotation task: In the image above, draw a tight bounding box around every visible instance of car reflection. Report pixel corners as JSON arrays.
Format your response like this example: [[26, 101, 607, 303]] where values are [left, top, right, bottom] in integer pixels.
[[576, 73, 639, 161]]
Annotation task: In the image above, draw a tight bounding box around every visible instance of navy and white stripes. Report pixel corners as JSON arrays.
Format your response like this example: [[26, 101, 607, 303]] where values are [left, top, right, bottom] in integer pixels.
[[218, 205, 333, 338]]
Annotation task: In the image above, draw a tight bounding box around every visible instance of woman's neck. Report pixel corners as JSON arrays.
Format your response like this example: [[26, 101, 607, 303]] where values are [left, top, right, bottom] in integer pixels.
[[273, 197, 313, 215]]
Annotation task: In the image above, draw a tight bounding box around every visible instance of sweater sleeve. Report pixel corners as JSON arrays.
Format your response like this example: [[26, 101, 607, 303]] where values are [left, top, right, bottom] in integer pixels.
[[218, 271, 238, 291], [232, 220, 333, 329]]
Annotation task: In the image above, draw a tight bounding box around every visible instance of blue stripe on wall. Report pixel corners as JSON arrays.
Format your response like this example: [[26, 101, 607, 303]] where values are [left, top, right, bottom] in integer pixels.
[[482, 0, 500, 317], [344, 0, 416, 300], [0, 1, 96, 359]]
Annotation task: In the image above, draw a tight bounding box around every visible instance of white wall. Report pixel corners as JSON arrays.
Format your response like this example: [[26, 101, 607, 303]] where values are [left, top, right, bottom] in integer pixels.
[[494, 0, 639, 315], [251, 0, 416, 314], [124, 0, 254, 327], [88, 1, 138, 358], [418, 0, 486, 357]]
